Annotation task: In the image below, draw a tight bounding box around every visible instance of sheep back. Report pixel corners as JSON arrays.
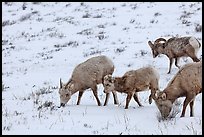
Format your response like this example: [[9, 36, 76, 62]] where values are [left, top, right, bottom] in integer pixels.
[[167, 61, 202, 94], [70, 55, 114, 89], [123, 67, 159, 91], [166, 37, 200, 56]]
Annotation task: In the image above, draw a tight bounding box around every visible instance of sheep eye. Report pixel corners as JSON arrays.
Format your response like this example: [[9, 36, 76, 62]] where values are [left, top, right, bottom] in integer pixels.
[[105, 83, 110, 86], [65, 94, 69, 97]]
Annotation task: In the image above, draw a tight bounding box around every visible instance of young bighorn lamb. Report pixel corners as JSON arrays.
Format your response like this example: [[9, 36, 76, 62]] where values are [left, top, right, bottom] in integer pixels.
[[103, 66, 160, 109], [58, 55, 119, 107], [148, 36, 201, 74], [154, 61, 202, 118]]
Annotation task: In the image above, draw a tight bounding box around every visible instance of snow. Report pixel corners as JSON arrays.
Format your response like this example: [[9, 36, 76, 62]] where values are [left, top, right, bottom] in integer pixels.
[[2, 2, 202, 135]]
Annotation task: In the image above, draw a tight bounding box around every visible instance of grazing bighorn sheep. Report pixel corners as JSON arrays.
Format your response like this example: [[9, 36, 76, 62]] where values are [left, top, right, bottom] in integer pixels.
[[154, 61, 202, 118], [58, 55, 119, 107], [103, 66, 160, 109], [148, 36, 201, 74]]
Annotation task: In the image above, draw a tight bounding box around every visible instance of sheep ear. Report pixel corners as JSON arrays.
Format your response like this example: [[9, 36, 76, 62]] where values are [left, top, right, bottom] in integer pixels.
[[161, 93, 167, 100], [68, 83, 74, 91], [154, 90, 160, 99], [60, 78, 62, 88], [106, 75, 113, 83], [108, 74, 113, 79], [70, 84, 74, 89]]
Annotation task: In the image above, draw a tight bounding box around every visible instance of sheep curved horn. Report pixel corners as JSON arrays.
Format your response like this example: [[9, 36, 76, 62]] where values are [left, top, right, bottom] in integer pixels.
[[154, 38, 166, 44]]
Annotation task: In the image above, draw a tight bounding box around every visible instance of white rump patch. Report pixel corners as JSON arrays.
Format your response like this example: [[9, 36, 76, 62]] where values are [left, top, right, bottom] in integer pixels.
[[189, 37, 200, 55]]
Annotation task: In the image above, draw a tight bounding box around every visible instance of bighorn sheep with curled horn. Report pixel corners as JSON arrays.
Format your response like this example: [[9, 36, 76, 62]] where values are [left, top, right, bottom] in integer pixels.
[[58, 55, 119, 107], [148, 36, 201, 74], [103, 66, 160, 109], [154, 61, 202, 118]]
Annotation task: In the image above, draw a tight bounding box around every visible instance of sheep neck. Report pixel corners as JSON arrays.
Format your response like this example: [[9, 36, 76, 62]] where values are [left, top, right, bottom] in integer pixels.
[[66, 81, 79, 95], [113, 77, 128, 93], [164, 85, 185, 104]]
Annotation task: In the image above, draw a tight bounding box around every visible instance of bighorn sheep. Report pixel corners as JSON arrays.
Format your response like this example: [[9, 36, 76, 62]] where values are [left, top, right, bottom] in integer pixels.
[[58, 55, 119, 107], [148, 36, 201, 74], [103, 66, 160, 109], [154, 61, 202, 118]]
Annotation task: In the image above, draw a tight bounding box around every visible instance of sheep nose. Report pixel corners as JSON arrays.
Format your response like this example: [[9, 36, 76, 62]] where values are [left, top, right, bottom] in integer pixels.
[[103, 90, 106, 93]]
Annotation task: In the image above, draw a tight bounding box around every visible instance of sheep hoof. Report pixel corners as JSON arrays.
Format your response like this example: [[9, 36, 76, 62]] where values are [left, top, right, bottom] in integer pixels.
[[180, 115, 184, 118], [114, 102, 119, 105], [148, 99, 152, 104]]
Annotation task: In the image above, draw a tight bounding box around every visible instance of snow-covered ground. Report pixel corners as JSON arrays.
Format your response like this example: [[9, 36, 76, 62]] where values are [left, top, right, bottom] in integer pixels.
[[2, 2, 202, 135]]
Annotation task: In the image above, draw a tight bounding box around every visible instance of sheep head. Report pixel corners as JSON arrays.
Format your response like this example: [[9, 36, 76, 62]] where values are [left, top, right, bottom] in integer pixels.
[[154, 90, 173, 118], [103, 74, 115, 93], [58, 78, 72, 107], [148, 38, 167, 58]]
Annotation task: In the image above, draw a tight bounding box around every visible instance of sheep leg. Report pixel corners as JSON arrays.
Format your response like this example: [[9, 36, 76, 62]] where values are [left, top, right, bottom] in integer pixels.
[[103, 93, 110, 106], [175, 57, 180, 69], [180, 96, 194, 117], [112, 91, 119, 105], [148, 94, 153, 104], [77, 91, 84, 105], [167, 58, 174, 74], [125, 92, 133, 109], [133, 92, 143, 107], [189, 99, 195, 117], [149, 88, 157, 104], [91, 86, 101, 106]]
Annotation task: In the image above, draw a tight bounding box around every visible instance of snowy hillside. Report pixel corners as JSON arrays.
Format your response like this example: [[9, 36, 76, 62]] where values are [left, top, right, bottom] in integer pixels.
[[2, 2, 202, 135]]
